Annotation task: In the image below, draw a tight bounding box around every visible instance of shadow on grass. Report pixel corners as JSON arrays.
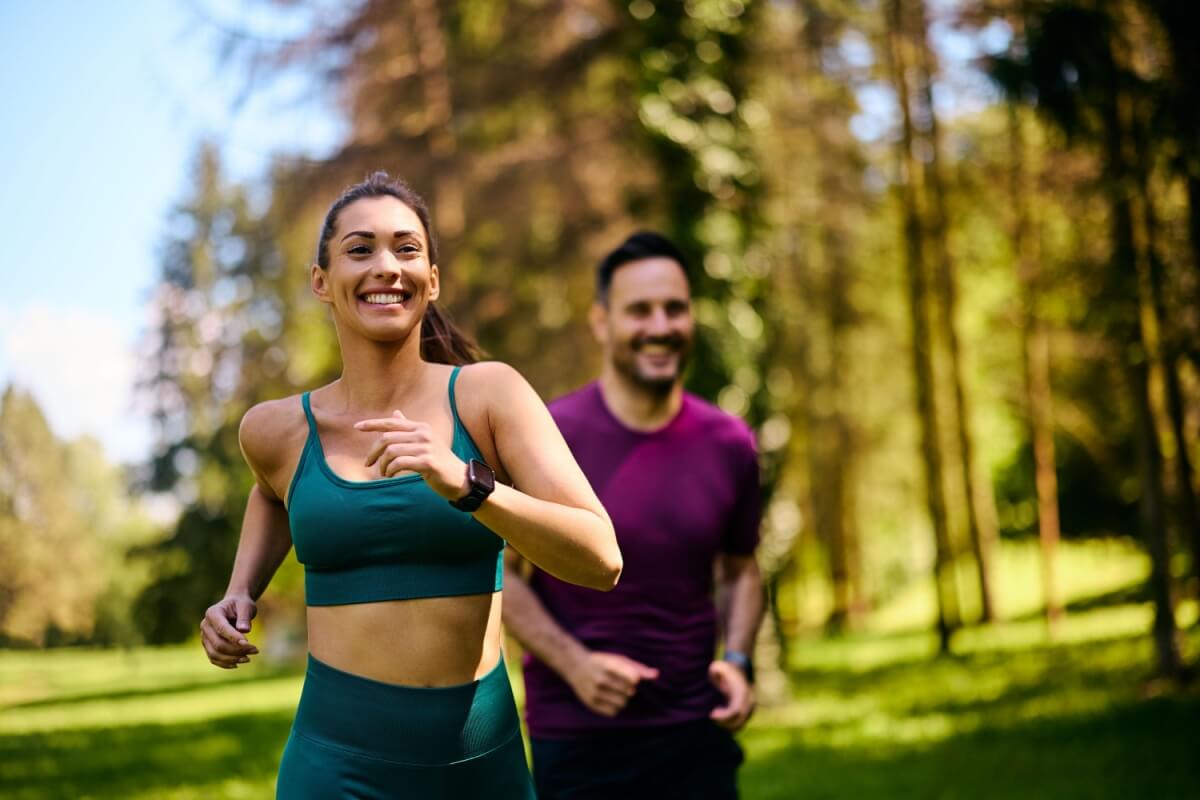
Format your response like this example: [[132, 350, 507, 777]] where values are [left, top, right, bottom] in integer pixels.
[[797, 578, 1149, 651], [740, 695, 1200, 800], [0, 710, 293, 799], [1007, 581, 1150, 623], [789, 630, 1154, 697]]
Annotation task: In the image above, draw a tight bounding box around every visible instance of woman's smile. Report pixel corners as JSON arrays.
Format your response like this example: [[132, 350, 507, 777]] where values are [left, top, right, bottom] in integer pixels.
[[358, 288, 414, 311]]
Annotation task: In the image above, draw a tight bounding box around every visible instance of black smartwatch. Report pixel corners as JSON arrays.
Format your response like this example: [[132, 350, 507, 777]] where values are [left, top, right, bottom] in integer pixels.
[[449, 458, 496, 512], [722, 650, 755, 684]]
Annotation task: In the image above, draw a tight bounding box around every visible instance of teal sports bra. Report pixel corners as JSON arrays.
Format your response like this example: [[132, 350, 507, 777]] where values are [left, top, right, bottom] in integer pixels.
[[286, 366, 504, 606]]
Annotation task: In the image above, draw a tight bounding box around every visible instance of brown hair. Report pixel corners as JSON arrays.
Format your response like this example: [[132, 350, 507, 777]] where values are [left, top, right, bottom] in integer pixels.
[[316, 171, 482, 365]]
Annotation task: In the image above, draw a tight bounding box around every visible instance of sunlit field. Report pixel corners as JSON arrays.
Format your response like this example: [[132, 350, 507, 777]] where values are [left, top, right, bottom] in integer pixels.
[[2, 541, 1196, 800]]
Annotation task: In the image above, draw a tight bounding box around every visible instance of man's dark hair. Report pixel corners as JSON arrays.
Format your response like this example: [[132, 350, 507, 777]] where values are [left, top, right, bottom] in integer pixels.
[[596, 231, 691, 305]]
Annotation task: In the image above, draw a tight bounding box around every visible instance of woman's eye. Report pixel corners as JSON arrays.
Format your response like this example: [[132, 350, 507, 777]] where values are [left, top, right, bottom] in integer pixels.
[[397, 244, 419, 254], [348, 245, 371, 255]]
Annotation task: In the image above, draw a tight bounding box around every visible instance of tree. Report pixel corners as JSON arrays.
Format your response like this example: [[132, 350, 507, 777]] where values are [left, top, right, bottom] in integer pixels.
[[1136, 0, 1200, 599], [885, 0, 961, 652], [991, 0, 1186, 679], [136, 144, 312, 642], [0, 387, 155, 645], [912, 0, 1000, 623], [1008, 97, 1064, 628]]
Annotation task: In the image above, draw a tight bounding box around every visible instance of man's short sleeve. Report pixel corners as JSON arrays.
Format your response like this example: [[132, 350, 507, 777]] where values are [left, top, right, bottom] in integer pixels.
[[722, 430, 762, 555]]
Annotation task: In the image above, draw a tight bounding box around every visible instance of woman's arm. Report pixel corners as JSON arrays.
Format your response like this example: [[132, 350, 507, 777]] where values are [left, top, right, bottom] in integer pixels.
[[199, 401, 296, 668], [471, 364, 620, 588], [356, 362, 621, 590]]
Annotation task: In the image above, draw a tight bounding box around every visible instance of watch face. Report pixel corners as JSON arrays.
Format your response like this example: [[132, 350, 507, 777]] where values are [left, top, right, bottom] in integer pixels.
[[469, 459, 495, 492]]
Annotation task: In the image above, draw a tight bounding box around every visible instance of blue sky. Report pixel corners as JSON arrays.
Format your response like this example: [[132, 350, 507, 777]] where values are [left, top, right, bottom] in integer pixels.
[[0, 1, 343, 463]]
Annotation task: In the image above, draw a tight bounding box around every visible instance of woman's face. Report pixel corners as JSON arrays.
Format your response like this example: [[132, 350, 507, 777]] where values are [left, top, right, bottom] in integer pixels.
[[312, 195, 439, 343]]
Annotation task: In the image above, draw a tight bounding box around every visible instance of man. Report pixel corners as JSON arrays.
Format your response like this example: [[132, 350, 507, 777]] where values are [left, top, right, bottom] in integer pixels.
[[503, 231, 765, 799]]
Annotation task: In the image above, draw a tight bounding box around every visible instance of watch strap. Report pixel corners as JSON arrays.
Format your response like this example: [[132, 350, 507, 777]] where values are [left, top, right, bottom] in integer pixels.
[[722, 649, 755, 684], [449, 459, 495, 512]]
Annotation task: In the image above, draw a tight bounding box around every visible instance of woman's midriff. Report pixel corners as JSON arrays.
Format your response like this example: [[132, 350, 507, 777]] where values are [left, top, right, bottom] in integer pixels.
[[306, 591, 503, 686]]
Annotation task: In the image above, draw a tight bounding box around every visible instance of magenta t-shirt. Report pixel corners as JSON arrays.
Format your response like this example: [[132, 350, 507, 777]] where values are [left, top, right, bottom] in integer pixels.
[[522, 382, 762, 739]]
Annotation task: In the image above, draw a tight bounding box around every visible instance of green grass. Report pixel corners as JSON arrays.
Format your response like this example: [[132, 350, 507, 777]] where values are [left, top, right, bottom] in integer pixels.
[[2, 541, 1197, 799], [741, 604, 1199, 800]]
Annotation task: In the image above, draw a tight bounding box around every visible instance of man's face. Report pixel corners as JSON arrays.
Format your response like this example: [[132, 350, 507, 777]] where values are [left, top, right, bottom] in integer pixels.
[[591, 257, 694, 394]]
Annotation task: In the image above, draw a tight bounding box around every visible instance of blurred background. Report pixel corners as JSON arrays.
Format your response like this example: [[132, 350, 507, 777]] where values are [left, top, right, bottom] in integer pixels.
[[1, 0, 1198, 798]]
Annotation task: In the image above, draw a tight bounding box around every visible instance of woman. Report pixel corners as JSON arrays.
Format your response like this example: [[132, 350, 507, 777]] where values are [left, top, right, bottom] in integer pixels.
[[199, 172, 622, 798]]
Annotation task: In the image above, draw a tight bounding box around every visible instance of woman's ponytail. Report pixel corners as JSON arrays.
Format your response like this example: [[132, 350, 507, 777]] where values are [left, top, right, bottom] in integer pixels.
[[421, 302, 483, 365]]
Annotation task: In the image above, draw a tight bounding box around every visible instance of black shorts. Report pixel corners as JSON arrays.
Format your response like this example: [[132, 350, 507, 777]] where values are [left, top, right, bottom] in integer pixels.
[[531, 718, 744, 800]]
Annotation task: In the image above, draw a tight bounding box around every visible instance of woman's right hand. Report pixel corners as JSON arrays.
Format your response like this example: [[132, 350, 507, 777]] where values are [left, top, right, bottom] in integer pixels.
[[200, 593, 260, 668]]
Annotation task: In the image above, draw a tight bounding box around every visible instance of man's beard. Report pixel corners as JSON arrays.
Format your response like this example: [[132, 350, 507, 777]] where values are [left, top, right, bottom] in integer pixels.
[[611, 334, 690, 396]]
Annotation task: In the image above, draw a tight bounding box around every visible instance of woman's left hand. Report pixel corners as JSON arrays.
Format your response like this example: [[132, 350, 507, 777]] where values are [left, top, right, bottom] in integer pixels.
[[356, 411, 466, 500]]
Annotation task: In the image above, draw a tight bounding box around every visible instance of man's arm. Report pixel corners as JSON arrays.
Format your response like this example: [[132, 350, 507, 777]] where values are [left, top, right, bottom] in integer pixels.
[[708, 552, 765, 731], [503, 550, 657, 718], [718, 553, 765, 657]]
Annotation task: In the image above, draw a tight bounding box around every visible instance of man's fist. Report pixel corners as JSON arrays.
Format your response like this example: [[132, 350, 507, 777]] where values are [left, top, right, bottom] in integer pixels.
[[565, 651, 659, 717]]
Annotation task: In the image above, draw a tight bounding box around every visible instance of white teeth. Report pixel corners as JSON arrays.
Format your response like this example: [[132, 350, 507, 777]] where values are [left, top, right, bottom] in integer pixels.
[[364, 293, 407, 304]]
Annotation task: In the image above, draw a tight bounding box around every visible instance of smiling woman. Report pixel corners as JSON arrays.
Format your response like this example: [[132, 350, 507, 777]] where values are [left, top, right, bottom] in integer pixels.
[[197, 172, 622, 799], [311, 175, 479, 366]]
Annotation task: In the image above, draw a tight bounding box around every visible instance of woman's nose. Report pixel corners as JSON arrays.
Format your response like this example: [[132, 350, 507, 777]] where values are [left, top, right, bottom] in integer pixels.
[[371, 251, 403, 277]]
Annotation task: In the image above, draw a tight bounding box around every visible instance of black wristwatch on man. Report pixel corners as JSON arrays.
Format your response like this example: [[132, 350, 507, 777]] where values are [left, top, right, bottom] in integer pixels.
[[722, 649, 755, 684], [449, 458, 496, 512]]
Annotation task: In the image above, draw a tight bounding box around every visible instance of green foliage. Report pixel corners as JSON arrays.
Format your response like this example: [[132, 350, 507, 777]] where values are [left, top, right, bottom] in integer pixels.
[[0, 388, 158, 647], [621, 0, 769, 417]]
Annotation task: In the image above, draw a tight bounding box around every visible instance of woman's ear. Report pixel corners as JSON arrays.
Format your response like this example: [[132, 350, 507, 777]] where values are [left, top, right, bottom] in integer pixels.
[[311, 263, 332, 304], [428, 263, 441, 302]]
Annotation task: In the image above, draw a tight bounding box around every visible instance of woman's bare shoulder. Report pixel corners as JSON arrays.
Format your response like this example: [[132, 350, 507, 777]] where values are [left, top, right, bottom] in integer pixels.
[[238, 394, 309, 473], [455, 360, 532, 401]]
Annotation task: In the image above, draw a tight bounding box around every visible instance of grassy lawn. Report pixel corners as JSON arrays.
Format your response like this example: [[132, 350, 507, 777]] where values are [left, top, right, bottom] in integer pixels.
[[2, 541, 1197, 799]]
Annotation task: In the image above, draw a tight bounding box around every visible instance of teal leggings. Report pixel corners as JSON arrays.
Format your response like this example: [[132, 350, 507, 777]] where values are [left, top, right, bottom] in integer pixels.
[[276, 654, 535, 799]]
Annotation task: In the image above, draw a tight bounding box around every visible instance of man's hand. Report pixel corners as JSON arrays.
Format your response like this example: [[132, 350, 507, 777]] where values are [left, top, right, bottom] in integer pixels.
[[200, 593, 260, 668], [565, 651, 659, 717], [708, 659, 755, 731]]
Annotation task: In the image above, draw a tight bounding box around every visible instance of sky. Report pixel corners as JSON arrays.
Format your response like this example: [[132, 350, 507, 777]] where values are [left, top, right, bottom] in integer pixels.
[[0, 1, 343, 464]]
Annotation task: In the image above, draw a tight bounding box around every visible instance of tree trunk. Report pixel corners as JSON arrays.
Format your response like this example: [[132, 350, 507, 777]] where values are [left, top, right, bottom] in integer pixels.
[[792, 7, 865, 633], [1161, 352, 1199, 604], [914, 0, 998, 623], [1146, 0, 1200, 596], [886, 0, 958, 652], [1136, 160, 1200, 617], [1103, 64, 1185, 679], [1007, 100, 1063, 631], [823, 162, 863, 632], [1129, 357, 1185, 679], [796, 235, 848, 631]]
